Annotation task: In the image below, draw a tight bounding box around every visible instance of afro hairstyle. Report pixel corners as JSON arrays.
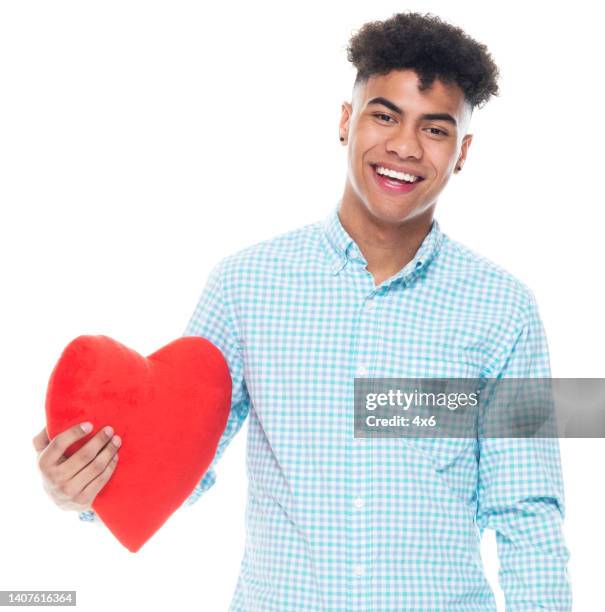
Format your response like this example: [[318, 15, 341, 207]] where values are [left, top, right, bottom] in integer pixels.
[[347, 11, 500, 110]]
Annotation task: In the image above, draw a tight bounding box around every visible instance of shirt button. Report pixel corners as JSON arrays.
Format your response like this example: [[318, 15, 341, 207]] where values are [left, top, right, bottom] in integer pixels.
[[353, 564, 365, 577], [356, 365, 369, 376], [353, 497, 364, 509], [364, 299, 376, 311]]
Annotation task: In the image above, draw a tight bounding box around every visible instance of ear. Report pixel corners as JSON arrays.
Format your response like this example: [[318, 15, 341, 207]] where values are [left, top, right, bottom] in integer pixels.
[[455, 134, 473, 172], [339, 101, 353, 144]]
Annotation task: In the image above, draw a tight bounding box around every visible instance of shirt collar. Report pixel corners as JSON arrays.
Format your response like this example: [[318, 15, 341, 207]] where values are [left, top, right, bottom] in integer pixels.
[[320, 202, 445, 286]]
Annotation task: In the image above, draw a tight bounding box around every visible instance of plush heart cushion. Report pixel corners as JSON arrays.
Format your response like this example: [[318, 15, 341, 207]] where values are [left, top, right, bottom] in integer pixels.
[[45, 335, 232, 552]]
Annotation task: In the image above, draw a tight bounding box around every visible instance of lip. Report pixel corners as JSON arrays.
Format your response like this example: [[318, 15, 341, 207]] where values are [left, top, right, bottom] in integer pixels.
[[370, 162, 425, 179], [369, 163, 425, 194]]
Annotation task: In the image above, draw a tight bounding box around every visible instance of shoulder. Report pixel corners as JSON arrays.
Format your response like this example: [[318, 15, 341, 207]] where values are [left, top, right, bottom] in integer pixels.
[[438, 233, 539, 324]]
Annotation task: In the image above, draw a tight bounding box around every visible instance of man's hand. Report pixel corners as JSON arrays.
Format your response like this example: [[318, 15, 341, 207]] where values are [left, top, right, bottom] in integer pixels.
[[32, 423, 121, 513]]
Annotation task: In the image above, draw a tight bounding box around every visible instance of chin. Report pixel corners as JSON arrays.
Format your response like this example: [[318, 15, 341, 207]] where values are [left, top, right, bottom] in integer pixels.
[[363, 198, 422, 225]]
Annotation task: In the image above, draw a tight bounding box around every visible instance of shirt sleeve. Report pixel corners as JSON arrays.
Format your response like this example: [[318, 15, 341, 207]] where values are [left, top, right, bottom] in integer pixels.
[[78, 258, 250, 523], [179, 258, 251, 506], [78, 509, 102, 523], [476, 290, 572, 610]]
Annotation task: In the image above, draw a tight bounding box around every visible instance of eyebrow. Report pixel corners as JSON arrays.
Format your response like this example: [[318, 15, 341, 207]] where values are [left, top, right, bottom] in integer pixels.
[[367, 96, 458, 127]]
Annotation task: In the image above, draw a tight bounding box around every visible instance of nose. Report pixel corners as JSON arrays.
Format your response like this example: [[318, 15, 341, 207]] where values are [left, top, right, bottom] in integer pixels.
[[385, 123, 423, 160]]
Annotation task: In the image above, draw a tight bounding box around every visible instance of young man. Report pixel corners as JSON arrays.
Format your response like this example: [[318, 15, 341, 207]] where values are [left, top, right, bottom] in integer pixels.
[[80, 11, 572, 610]]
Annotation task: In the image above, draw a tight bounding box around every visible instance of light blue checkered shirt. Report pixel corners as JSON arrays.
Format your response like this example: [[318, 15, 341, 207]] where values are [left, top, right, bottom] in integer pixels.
[[80, 202, 571, 610]]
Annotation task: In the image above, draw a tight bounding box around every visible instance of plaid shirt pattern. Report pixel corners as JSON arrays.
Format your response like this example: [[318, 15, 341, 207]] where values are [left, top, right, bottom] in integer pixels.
[[80, 202, 571, 611]]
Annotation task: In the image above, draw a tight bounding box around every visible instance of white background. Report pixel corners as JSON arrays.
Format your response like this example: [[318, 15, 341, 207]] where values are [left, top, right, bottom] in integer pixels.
[[1, 1, 602, 610]]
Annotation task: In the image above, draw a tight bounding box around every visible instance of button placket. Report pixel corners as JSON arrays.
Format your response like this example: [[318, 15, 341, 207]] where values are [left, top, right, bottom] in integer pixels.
[[348, 276, 382, 610], [350, 431, 370, 606], [355, 365, 369, 377]]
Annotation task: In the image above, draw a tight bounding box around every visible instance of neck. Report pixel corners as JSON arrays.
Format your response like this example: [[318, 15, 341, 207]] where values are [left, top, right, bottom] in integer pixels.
[[338, 189, 435, 285]]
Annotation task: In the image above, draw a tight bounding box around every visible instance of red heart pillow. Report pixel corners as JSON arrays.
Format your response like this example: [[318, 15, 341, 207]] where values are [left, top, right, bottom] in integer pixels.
[[45, 335, 232, 552]]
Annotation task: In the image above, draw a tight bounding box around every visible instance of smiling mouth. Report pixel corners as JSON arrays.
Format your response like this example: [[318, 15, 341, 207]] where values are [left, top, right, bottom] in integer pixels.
[[369, 164, 425, 193]]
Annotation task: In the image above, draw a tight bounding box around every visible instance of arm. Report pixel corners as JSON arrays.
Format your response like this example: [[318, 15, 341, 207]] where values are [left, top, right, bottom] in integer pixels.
[[80, 258, 250, 522], [476, 290, 572, 610], [180, 258, 251, 506]]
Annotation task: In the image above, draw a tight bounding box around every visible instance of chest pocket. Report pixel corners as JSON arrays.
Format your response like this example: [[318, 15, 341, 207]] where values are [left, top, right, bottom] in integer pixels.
[[362, 377, 481, 472], [402, 436, 477, 472]]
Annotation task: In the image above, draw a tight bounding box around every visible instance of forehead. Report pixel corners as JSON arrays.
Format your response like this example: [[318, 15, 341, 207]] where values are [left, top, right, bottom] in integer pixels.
[[355, 69, 467, 117]]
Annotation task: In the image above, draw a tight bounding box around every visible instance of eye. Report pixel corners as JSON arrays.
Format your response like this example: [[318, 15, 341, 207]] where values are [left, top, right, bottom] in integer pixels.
[[425, 127, 448, 136], [373, 113, 394, 123]]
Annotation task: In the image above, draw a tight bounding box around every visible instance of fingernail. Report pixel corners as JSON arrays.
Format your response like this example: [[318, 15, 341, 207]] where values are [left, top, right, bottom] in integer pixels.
[[104, 426, 114, 437], [81, 422, 93, 433], [112, 435, 121, 447]]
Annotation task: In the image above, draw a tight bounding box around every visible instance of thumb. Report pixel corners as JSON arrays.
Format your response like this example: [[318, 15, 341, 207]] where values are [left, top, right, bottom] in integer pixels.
[[32, 426, 50, 453]]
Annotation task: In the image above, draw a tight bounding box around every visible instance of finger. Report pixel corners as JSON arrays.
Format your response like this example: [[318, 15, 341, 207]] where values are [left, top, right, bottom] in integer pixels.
[[32, 427, 50, 453], [58, 426, 120, 482], [50, 434, 119, 502], [39, 422, 93, 469], [74, 440, 120, 495], [73, 451, 120, 508]]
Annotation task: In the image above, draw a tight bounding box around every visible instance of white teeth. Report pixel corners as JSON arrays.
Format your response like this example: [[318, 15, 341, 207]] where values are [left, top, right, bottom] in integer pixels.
[[375, 165, 420, 182]]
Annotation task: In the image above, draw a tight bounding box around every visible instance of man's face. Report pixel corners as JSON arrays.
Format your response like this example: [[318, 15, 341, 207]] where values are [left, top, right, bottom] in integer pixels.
[[339, 69, 473, 225]]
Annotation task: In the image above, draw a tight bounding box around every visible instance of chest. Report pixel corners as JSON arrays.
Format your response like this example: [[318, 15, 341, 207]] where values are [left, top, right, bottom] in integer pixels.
[[238, 272, 499, 394]]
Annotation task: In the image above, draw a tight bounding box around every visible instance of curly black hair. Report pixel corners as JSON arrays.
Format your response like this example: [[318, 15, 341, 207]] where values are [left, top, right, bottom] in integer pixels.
[[346, 12, 500, 110]]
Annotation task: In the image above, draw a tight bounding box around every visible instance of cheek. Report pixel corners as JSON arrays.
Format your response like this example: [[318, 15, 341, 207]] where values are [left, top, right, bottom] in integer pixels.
[[353, 122, 383, 150], [350, 132, 382, 177], [440, 144, 458, 164], [428, 146, 458, 178]]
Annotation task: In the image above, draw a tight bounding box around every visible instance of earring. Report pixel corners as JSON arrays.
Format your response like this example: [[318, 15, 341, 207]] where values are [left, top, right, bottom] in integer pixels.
[[340, 136, 344, 142]]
